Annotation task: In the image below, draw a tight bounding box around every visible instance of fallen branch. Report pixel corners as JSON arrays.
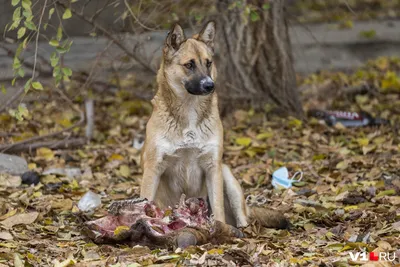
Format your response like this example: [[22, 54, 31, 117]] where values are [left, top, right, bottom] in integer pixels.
[[0, 138, 86, 154], [0, 88, 85, 153]]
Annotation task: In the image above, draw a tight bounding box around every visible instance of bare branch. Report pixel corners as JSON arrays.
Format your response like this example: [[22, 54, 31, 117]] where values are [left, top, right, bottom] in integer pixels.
[[55, 0, 156, 74], [32, 0, 48, 80], [124, 0, 157, 31]]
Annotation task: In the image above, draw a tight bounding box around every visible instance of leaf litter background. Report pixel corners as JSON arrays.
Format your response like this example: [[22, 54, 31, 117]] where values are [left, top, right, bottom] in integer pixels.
[[0, 56, 399, 266]]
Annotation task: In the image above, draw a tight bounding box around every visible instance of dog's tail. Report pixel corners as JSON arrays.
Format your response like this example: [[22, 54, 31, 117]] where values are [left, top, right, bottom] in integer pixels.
[[245, 205, 290, 229], [222, 164, 290, 229]]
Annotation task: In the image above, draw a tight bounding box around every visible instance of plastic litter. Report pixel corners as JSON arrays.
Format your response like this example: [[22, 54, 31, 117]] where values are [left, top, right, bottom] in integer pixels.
[[308, 109, 389, 127], [132, 135, 145, 150], [78, 190, 102, 213], [271, 167, 303, 189]]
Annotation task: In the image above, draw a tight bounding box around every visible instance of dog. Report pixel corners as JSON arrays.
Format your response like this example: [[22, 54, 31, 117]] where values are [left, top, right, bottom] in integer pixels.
[[139, 21, 288, 229]]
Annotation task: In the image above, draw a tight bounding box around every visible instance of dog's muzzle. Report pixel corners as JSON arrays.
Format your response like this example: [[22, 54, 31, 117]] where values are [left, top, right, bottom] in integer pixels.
[[185, 76, 215, 96]]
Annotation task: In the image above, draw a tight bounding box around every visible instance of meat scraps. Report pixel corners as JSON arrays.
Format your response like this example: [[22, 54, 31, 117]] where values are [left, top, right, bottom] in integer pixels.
[[83, 194, 244, 248]]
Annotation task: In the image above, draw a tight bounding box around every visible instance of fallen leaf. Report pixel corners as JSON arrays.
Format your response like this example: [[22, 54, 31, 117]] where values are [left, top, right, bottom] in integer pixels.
[[235, 137, 252, 146], [0, 232, 13, 240], [36, 147, 55, 161], [1, 212, 39, 228], [118, 165, 131, 178], [0, 174, 21, 187]]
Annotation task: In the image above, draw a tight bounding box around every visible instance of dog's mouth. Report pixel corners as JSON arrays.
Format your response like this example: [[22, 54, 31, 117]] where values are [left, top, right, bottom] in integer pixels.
[[186, 87, 215, 96], [184, 77, 215, 96]]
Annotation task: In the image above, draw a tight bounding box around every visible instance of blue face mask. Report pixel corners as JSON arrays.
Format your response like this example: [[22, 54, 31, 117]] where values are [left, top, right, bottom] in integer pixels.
[[271, 167, 303, 189]]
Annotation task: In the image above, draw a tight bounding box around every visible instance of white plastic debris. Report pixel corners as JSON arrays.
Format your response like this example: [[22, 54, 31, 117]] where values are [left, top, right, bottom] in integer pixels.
[[78, 191, 101, 213], [132, 135, 145, 150]]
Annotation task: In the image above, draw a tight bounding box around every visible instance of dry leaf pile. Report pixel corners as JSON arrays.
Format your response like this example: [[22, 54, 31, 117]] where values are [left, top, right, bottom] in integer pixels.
[[0, 56, 399, 266]]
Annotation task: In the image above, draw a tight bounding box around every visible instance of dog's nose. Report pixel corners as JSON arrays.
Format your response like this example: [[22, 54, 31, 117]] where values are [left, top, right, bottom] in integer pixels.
[[203, 80, 214, 91], [201, 77, 214, 92]]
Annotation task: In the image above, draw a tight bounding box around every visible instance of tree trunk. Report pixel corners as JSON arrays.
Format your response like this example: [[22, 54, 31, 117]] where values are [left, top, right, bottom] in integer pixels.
[[215, 0, 303, 118]]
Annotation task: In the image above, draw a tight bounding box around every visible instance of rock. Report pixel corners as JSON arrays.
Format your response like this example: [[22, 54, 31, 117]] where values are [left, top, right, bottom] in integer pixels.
[[21, 171, 40, 185], [0, 153, 29, 176]]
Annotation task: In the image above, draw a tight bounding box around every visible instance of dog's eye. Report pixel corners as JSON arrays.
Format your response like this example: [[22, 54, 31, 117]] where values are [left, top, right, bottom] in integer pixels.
[[184, 62, 194, 70], [206, 60, 212, 68]]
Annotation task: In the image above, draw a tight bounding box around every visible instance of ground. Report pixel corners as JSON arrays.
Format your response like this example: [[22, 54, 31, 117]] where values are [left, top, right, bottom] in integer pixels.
[[0, 56, 399, 266]]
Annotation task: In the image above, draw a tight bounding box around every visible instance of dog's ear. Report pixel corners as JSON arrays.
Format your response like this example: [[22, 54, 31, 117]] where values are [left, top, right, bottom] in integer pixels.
[[165, 23, 185, 52], [197, 21, 216, 48]]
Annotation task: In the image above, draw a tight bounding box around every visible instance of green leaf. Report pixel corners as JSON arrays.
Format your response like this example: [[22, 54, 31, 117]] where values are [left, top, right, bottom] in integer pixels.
[[12, 78, 17, 86], [22, 10, 32, 19], [56, 26, 63, 41], [13, 57, 21, 70], [1, 84, 6, 94], [250, 11, 260, 22], [22, 37, 28, 49], [62, 67, 72, 77], [18, 104, 29, 118], [56, 46, 68, 54], [62, 8, 72, 19], [12, 7, 21, 21], [262, 3, 270, 10], [49, 39, 59, 47], [376, 189, 396, 197], [12, 0, 20, 6], [15, 43, 23, 58], [48, 7, 55, 20], [50, 52, 59, 67], [32, 81, 43, 90], [9, 20, 21, 31], [21, 0, 31, 11], [17, 27, 26, 39], [24, 78, 32, 92], [17, 67, 25, 78], [24, 20, 36, 30]]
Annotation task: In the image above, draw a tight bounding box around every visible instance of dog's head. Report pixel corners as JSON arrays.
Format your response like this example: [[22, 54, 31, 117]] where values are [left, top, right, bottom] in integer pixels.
[[162, 21, 217, 96]]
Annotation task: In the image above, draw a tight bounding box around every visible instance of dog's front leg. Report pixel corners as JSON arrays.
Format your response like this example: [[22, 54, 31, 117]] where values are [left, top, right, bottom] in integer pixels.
[[205, 162, 225, 223], [140, 158, 165, 201]]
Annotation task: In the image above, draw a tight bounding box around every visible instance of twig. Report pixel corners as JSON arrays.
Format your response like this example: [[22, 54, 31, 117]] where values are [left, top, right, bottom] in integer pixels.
[[0, 138, 86, 154], [31, 0, 48, 80], [124, 0, 157, 31], [0, 43, 52, 77], [55, 1, 155, 74], [0, 87, 24, 114]]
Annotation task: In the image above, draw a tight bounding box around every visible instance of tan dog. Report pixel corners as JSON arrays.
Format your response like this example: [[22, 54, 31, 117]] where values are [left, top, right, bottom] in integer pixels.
[[140, 21, 288, 229]]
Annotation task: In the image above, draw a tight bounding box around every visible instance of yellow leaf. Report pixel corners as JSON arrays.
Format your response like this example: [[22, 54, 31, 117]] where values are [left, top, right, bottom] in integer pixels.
[[235, 137, 252, 146], [207, 248, 224, 255], [356, 138, 369, 147], [381, 71, 400, 92], [288, 118, 303, 128], [28, 163, 36, 170], [114, 225, 130, 236], [77, 150, 88, 158], [344, 205, 358, 211], [244, 149, 257, 158], [119, 165, 131, 178], [256, 132, 273, 140], [109, 153, 124, 161], [36, 147, 54, 161], [0, 209, 18, 221], [376, 189, 396, 197], [70, 179, 79, 190]]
